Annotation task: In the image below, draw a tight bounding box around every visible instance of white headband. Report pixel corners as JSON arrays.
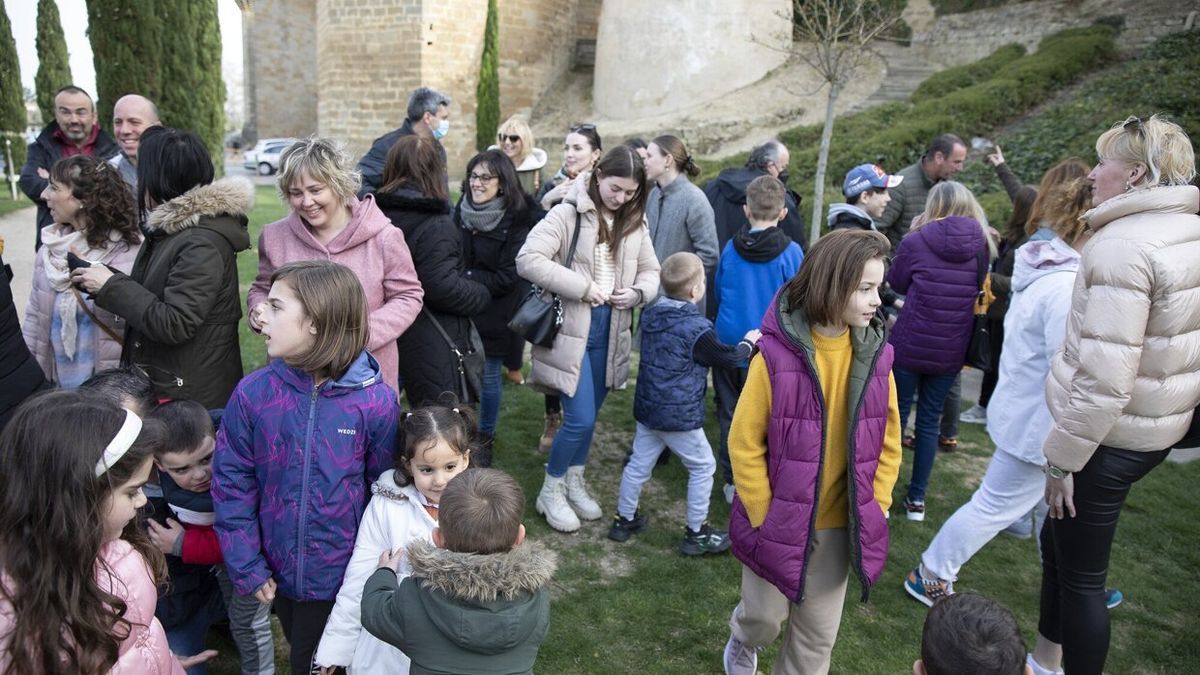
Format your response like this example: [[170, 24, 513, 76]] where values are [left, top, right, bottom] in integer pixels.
[[94, 408, 143, 477]]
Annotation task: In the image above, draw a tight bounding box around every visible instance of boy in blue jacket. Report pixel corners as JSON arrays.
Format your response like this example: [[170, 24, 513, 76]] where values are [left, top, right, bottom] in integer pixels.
[[712, 176, 804, 502], [610, 252, 760, 555]]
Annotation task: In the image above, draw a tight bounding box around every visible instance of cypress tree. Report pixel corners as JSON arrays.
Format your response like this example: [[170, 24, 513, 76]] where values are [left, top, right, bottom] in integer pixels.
[[157, 0, 224, 171], [475, 0, 500, 152], [0, 3, 26, 173], [86, 0, 162, 131], [35, 0, 73, 125], [192, 0, 226, 170]]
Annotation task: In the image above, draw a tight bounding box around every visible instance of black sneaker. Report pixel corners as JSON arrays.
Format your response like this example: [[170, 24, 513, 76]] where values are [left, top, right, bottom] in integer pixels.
[[679, 523, 731, 556], [607, 511, 648, 542]]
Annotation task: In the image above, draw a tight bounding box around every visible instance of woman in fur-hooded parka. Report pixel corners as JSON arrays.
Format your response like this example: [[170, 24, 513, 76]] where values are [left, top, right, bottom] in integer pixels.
[[94, 177, 252, 409]]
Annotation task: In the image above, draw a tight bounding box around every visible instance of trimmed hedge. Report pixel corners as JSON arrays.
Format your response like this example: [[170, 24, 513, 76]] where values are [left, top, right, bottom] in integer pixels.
[[911, 43, 1025, 102], [958, 29, 1200, 202], [696, 25, 1117, 234]]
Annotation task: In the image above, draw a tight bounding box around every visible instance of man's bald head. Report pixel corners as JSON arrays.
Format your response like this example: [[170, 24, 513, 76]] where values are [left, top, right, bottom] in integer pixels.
[[112, 95, 162, 164]]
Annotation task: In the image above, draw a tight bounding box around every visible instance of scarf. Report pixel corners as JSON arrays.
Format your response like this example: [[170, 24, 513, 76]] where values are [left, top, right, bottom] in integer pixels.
[[38, 225, 127, 360], [458, 196, 507, 233]]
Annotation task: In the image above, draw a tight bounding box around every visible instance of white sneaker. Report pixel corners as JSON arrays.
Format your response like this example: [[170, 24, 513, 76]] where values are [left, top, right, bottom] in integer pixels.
[[1027, 653, 1064, 675], [723, 635, 758, 675], [536, 473, 580, 532], [959, 404, 988, 424], [564, 465, 602, 521], [723, 483, 736, 505]]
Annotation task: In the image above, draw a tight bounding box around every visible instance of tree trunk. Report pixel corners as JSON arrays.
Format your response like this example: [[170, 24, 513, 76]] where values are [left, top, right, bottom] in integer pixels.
[[810, 81, 840, 244]]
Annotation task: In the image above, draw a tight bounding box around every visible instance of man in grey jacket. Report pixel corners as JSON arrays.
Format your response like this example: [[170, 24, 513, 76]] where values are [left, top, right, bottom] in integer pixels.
[[874, 134, 967, 251]]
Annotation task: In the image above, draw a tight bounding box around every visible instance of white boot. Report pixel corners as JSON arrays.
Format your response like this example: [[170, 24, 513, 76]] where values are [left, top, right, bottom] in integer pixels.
[[536, 473, 580, 532], [564, 465, 603, 521]]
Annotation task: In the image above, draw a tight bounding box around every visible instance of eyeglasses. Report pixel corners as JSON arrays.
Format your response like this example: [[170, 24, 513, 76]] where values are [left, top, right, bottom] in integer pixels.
[[468, 173, 497, 184], [498, 134, 521, 144]]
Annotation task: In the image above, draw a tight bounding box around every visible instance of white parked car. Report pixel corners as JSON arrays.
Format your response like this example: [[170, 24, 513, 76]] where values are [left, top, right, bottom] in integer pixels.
[[243, 138, 299, 176]]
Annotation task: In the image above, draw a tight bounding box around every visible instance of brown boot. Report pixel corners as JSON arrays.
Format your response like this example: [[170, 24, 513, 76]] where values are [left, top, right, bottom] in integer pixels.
[[538, 412, 561, 453]]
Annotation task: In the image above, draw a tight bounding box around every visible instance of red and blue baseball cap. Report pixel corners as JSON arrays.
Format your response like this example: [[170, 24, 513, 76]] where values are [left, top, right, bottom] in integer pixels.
[[843, 164, 903, 198]]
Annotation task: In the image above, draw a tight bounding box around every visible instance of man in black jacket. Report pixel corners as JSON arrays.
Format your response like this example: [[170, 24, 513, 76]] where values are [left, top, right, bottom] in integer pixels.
[[19, 86, 120, 249], [356, 87, 452, 195], [703, 140, 807, 253]]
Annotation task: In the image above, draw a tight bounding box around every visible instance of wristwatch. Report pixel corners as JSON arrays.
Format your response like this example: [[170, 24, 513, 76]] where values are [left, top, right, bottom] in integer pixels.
[[1045, 464, 1070, 480]]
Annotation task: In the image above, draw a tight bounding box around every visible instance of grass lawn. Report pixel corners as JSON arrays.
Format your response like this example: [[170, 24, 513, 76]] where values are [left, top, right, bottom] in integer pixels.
[[207, 187, 1200, 673], [0, 189, 32, 218]]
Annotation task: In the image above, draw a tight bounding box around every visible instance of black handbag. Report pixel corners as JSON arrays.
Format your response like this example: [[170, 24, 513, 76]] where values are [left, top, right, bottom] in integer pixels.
[[964, 250, 994, 371], [507, 213, 582, 348], [422, 308, 485, 404]]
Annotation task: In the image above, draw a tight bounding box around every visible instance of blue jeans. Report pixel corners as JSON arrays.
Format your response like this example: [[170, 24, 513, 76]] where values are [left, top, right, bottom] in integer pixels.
[[894, 367, 958, 502], [480, 356, 504, 434], [547, 304, 611, 477], [165, 586, 226, 675]]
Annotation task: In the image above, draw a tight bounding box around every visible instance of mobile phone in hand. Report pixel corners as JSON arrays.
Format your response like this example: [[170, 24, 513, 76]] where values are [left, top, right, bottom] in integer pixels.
[[67, 252, 92, 272]]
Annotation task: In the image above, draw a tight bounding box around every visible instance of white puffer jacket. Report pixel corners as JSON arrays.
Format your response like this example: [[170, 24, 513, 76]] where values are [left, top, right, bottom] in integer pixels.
[[1043, 185, 1200, 471], [314, 471, 437, 673]]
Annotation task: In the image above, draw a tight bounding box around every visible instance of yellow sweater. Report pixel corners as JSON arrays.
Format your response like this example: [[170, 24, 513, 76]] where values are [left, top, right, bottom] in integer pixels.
[[729, 330, 902, 529]]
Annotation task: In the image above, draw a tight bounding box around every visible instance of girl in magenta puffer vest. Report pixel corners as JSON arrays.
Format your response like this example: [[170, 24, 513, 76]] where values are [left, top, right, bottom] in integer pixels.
[[722, 230, 903, 675], [214, 261, 398, 675]]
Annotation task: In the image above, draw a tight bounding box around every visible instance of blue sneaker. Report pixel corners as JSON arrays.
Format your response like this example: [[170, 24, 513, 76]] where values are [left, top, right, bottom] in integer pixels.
[[1106, 587, 1123, 609], [904, 565, 953, 607]]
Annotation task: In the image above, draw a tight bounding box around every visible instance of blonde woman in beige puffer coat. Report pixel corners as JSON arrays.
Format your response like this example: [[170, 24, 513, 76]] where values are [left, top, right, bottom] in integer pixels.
[[1035, 115, 1200, 675]]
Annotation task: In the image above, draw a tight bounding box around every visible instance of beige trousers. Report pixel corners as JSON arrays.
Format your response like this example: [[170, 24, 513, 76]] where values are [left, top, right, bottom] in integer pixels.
[[729, 528, 851, 675]]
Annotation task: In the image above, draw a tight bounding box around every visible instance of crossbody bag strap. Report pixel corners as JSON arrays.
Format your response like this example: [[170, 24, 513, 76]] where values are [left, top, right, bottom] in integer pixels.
[[564, 211, 582, 268], [422, 307, 460, 355], [72, 286, 124, 346]]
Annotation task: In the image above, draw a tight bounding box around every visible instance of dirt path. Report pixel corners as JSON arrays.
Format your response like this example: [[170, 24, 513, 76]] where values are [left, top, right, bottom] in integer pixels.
[[0, 205, 37, 319]]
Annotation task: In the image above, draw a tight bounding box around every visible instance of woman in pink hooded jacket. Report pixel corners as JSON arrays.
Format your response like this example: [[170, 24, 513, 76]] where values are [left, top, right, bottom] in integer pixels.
[[247, 138, 424, 395]]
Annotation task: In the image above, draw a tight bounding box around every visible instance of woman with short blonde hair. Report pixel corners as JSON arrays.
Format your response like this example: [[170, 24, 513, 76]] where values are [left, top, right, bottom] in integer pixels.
[[493, 115, 547, 194], [1038, 114, 1200, 674], [248, 136, 424, 396]]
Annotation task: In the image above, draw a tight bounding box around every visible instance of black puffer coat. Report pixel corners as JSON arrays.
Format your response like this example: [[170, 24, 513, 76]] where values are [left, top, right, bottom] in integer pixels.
[[0, 254, 46, 430], [455, 195, 536, 357], [376, 189, 490, 408], [95, 178, 253, 409]]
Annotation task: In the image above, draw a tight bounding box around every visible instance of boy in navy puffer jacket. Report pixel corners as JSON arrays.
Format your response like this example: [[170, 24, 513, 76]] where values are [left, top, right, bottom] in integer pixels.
[[609, 252, 760, 555]]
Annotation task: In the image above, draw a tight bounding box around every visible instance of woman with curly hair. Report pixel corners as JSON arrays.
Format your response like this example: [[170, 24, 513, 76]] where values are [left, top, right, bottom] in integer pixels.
[[24, 155, 141, 389]]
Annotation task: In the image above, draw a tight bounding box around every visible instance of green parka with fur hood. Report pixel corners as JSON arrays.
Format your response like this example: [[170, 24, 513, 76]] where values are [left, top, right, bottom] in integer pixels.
[[95, 177, 253, 408], [361, 538, 556, 675]]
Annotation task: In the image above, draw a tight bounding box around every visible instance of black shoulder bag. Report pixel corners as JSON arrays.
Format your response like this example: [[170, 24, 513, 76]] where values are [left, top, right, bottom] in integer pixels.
[[964, 249, 994, 372], [508, 212, 583, 348], [422, 309, 485, 405]]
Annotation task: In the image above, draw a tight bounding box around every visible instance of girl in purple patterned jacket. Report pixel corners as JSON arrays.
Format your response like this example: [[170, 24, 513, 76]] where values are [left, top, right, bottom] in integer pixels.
[[213, 261, 399, 675]]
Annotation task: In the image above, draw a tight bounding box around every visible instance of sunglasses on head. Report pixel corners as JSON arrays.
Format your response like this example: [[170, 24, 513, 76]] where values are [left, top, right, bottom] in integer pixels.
[[569, 123, 597, 133], [498, 134, 521, 144], [1123, 116, 1144, 138]]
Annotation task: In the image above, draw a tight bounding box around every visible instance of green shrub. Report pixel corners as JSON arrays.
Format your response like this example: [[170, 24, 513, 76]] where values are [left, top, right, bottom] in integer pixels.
[[0, 4, 25, 173], [912, 43, 1025, 102], [931, 0, 1017, 15], [475, 0, 500, 153], [956, 30, 1200, 196], [35, 0, 72, 125]]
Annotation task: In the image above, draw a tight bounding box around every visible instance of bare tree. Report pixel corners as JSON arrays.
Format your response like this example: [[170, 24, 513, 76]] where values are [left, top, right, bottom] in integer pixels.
[[792, 0, 903, 243]]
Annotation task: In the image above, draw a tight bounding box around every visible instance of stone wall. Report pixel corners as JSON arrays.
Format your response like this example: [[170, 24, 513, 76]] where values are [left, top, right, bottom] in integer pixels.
[[911, 0, 1200, 67], [593, 0, 791, 119], [497, 0, 601, 120], [240, 0, 318, 142]]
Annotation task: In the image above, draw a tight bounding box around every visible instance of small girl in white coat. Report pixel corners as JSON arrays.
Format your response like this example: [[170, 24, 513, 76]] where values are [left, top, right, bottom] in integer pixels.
[[314, 404, 474, 674]]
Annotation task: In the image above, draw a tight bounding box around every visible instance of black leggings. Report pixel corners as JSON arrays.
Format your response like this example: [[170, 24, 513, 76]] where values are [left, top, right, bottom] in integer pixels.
[[1038, 444, 1170, 674], [275, 596, 336, 675]]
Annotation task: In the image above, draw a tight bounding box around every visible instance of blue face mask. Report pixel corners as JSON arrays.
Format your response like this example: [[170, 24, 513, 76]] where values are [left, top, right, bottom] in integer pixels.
[[432, 118, 450, 141]]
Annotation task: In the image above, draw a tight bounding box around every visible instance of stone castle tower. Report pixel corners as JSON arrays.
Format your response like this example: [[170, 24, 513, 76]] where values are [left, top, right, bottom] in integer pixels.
[[237, 0, 605, 175]]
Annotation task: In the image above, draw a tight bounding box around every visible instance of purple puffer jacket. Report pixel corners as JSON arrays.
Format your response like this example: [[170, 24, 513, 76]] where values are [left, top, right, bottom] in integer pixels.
[[887, 215, 986, 374], [213, 351, 399, 601], [730, 295, 893, 603]]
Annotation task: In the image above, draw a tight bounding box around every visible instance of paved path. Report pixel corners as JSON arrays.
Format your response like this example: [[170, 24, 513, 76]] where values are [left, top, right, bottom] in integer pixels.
[[1, 205, 36, 319]]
